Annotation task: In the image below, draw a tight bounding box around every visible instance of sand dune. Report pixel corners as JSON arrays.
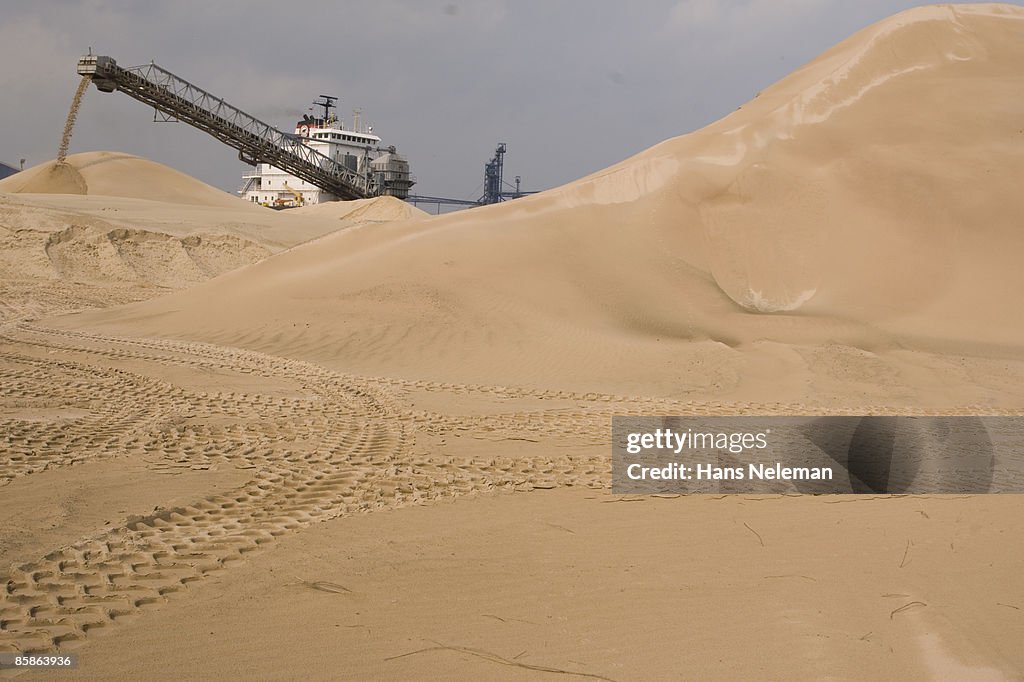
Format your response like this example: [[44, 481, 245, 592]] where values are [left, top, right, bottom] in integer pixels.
[[61, 4, 1024, 408]]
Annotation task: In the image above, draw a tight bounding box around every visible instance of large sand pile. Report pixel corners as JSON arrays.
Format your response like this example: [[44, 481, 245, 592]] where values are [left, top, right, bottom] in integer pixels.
[[0, 151, 245, 208], [291, 195, 428, 227], [63, 4, 1024, 408]]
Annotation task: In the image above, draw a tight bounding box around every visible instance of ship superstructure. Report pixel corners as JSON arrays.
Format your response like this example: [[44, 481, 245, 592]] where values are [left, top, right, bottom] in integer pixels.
[[239, 96, 413, 207]]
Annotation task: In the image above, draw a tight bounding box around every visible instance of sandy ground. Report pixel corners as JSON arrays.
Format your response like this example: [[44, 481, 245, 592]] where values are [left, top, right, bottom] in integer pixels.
[[41, 490, 1024, 681], [2, 4, 1024, 680]]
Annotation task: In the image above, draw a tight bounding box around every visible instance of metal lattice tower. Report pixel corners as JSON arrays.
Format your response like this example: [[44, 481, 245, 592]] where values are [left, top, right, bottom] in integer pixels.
[[77, 54, 374, 200], [480, 143, 506, 204]]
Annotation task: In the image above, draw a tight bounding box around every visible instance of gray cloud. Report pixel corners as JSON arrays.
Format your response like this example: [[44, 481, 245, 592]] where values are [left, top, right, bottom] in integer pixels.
[[0, 0, 1015, 201]]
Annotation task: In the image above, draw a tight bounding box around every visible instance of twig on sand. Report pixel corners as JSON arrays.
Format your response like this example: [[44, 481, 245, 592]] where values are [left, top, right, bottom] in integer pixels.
[[290, 577, 351, 594], [384, 641, 617, 681], [899, 540, 912, 569], [482, 614, 537, 625], [890, 601, 927, 619], [743, 522, 765, 547], [544, 522, 576, 534], [996, 602, 1020, 610]]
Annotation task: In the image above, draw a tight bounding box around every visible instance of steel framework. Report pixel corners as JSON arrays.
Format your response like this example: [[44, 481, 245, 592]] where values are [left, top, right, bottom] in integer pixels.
[[77, 54, 374, 200]]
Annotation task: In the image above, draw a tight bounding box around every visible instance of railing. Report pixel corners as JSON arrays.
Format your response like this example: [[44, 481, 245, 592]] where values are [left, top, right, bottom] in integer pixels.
[[237, 173, 260, 195]]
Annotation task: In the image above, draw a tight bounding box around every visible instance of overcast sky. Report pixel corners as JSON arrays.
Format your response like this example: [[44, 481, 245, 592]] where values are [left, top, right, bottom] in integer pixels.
[[1, 0, 1017, 201]]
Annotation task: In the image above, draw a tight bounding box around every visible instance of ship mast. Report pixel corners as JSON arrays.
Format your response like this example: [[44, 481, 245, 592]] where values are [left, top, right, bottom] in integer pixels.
[[312, 95, 337, 125]]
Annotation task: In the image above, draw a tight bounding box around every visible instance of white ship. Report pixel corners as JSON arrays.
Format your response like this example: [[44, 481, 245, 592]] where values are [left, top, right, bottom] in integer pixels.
[[239, 95, 413, 208]]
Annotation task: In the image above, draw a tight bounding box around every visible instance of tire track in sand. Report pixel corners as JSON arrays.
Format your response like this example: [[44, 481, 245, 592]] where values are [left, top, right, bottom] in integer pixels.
[[0, 325, 416, 655], [2, 323, 1018, 656], [0, 323, 622, 656]]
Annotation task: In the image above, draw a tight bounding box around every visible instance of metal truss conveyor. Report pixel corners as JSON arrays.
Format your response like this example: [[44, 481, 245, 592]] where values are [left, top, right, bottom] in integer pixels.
[[77, 54, 372, 200]]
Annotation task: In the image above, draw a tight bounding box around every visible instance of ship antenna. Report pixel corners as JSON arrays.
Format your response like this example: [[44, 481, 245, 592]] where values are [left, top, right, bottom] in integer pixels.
[[313, 95, 337, 125]]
